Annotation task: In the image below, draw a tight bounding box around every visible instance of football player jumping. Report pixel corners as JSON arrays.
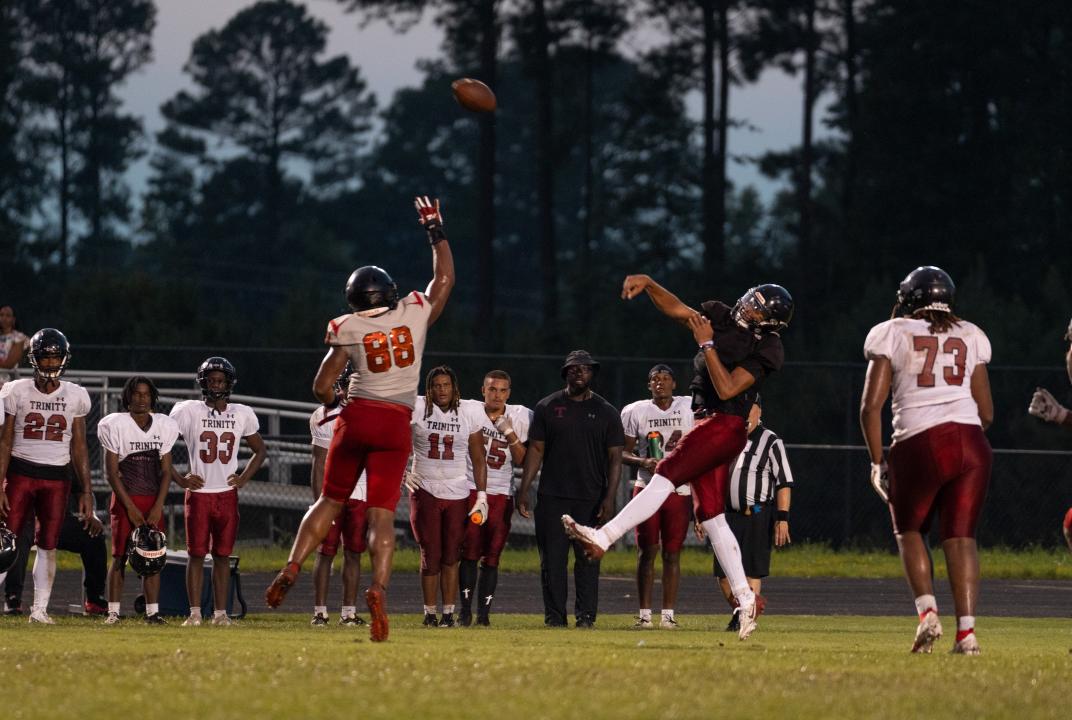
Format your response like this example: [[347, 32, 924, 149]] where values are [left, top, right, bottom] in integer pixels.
[[170, 357, 267, 626], [562, 275, 792, 641], [457, 370, 530, 627], [266, 195, 455, 642], [0, 329, 94, 624], [861, 266, 993, 656], [98, 376, 180, 625]]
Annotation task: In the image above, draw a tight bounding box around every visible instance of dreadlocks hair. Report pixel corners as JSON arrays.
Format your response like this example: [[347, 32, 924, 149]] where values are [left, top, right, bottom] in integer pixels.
[[483, 369, 511, 384], [890, 304, 962, 335], [424, 365, 461, 419], [121, 375, 159, 412]]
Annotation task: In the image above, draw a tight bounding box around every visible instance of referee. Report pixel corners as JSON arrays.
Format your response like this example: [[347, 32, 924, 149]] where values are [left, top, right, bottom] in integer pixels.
[[711, 397, 794, 632]]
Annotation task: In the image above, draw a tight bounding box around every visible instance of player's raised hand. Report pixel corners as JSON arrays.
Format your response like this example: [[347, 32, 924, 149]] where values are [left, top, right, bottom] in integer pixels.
[[493, 414, 515, 437], [687, 312, 714, 345], [414, 195, 446, 245], [621, 274, 651, 300], [869, 461, 890, 504], [1028, 387, 1069, 424]]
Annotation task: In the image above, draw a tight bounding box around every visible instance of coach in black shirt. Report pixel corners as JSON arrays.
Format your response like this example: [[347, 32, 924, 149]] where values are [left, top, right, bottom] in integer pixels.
[[517, 350, 624, 628]]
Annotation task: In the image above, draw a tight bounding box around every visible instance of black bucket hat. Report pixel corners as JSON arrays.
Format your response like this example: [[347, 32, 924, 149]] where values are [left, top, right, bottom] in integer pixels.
[[560, 349, 601, 379]]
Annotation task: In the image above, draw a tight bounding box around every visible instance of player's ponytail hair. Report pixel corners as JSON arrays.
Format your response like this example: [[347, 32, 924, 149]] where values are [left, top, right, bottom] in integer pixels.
[[890, 303, 962, 335], [424, 365, 461, 418]]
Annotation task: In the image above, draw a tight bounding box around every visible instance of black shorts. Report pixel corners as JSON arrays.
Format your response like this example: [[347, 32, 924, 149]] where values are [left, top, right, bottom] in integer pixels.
[[713, 508, 774, 579]]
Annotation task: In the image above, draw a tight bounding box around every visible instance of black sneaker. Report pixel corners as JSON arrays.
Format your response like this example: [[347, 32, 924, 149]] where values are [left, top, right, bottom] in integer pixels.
[[725, 613, 740, 632], [339, 615, 366, 626], [438, 613, 455, 628], [459, 609, 473, 627], [476, 613, 490, 627], [422, 612, 439, 627], [3, 601, 22, 616], [575, 617, 594, 629], [310, 613, 329, 627], [144, 613, 168, 626]]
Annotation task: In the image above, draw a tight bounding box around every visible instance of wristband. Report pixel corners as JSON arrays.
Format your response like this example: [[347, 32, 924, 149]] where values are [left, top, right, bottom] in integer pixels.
[[699, 340, 715, 351], [425, 226, 447, 246], [775, 510, 789, 522]]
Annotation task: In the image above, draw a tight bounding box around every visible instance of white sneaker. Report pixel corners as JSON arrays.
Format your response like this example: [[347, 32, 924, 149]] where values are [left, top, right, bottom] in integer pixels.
[[951, 632, 980, 656], [736, 601, 758, 640], [632, 616, 654, 629], [28, 608, 55, 625], [660, 616, 679, 630], [103, 611, 121, 625], [911, 611, 943, 654], [182, 615, 202, 627], [211, 614, 232, 626], [560, 515, 606, 560]]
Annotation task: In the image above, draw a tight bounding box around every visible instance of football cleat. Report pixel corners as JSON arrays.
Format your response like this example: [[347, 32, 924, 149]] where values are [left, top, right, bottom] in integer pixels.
[[422, 612, 439, 627], [459, 608, 473, 627], [104, 612, 122, 625], [660, 617, 679, 630], [725, 613, 740, 632], [561, 515, 606, 561], [265, 563, 299, 608], [951, 631, 980, 656], [365, 586, 389, 642], [28, 608, 55, 625], [632, 616, 654, 629], [438, 613, 455, 628], [144, 614, 167, 626], [475, 613, 490, 627], [736, 600, 759, 641], [182, 615, 202, 627], [211, 614, 232, 626], [84, 600, 108, 616], [311, 613, 329, 627], [339, 615, 366, 627], [911, 611, 943, 654]]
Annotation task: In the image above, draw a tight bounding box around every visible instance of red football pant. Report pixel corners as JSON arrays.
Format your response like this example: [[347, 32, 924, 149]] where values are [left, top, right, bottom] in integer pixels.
[[888, 422, 992, 540], [461, 491, 513, 567], [633, 486, 691, 553], [2, 474, 69, 550], [655, 414, 747, 522], [409, 488, 467, 575], [318, 498, 369, 556], [184, 488, 239, 558], [323, 399, 411, 510], [110, 494, 164, 559]]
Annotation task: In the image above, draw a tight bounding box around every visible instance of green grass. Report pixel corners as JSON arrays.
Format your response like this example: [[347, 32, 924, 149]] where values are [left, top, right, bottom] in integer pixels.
[[2, 613, 1069, 719], [59, 542, 1072, 579]]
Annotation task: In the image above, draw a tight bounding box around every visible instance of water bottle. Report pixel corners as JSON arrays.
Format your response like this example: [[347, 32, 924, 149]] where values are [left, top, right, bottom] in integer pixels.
[[646, 431, 664, 459]]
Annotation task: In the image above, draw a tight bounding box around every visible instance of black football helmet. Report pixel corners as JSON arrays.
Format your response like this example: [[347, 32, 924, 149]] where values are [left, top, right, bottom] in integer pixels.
[[197, 356, 237, 401], [127, 525, 167, 578], [732, 284, 794, 334], [0, 522, 19, 575], [28, 328, 71, 380], [896, 266, 955, 315], [345, 266, 399, 314]]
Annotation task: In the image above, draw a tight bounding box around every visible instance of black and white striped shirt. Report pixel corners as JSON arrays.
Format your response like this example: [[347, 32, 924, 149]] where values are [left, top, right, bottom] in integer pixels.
[[728, 424, 794, 512]]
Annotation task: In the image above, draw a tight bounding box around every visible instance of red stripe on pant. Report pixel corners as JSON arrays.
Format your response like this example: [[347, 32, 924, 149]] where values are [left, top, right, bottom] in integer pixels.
[[655, 413, 747, 522], [323, 399, 411, 510], [1, 473, 69, 550]]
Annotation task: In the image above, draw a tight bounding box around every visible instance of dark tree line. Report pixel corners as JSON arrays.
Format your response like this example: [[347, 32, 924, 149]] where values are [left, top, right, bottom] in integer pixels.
[[2, 0, 1072, 384]]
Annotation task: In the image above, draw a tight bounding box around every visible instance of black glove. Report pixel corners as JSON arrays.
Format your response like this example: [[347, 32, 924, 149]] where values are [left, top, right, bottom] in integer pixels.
[[414, 195, 446, 245]]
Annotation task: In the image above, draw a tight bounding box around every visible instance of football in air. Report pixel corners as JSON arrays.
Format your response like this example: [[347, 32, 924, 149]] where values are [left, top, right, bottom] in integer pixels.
[[451, 78, 497, 113]]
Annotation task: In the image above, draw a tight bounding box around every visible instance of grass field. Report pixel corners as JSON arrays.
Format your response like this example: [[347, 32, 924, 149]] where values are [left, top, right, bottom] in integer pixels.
[[57, 542, 1071, 579], [3, 613, 1069, 719]]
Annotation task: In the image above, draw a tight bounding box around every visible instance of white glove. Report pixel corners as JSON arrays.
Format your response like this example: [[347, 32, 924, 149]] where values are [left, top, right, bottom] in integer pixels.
[[1029, 387, 1069, 424], [468, 491, 488, 526], [404, 472, 421, 493], [870, 461, 890, 504], [493, 414, 515, 437]]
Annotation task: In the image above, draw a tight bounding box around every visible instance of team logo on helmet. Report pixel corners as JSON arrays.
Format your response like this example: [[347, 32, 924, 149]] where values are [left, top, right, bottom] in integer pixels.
[[197, 356, 237, 401], [896, 266, 955, 316], [732, 284, 794, 335], [127, 525, 167, 578], [28, 328, 71, 380], [345, 266, 399, 315]]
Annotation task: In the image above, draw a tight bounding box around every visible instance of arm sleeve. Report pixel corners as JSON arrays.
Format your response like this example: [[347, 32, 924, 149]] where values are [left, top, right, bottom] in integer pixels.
[[620, 403, 639, 440], [97, 417, 119, 454], [511, 406, 532, 444], [309, 410, 333, 449], [528, 403, 547, 443], [864, 321, 896, 360], [737, 336, 785, 381], [769, 438, 794, 488], [159, 417, 180, 455], [974, 325, 992, 365], [74, 386, 91, 417], [241, 406, 261, 437], [606, 405, 626, 447]]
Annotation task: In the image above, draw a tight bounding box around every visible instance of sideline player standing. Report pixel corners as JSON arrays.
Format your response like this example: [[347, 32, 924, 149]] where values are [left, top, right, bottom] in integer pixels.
[[458, 370, 530, 626], [98, 376, 179, 625], [861, 266, 993, 655], [0, 328, 93, 624], [266, 195, 454, 643], [562, 276, 792, 640], [171, 357, 267, 626], [308, 366, 368, 627], [619, 364, 693, 630], [408, 366, 487, 627]]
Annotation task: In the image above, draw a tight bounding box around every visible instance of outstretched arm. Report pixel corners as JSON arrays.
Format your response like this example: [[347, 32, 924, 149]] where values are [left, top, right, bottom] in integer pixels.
[[415, 196, 455, 326], [621, 274, 697, 326]]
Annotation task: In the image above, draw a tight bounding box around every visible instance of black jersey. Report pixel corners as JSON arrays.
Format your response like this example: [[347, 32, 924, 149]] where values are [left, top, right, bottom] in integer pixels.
[[689, 300, 784, 418]]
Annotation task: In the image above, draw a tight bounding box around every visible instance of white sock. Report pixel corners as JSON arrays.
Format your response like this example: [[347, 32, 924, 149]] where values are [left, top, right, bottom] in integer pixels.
[[189, 606, 202, 619], [31, 548, 56, 611], [914, 594, 938, 618], [108, 602, 121, 614], [442, 604, 455, 615], [214, 609, 227, 619], [341, 605, 356, 618], [702, 516, 753, 607], [314, 605, 327, 616], [638, 608, 652, 621], [957, 615, 974, 632], [424, 604, 437, 615], [146, 603, 159, 616], [597, 474, 676, 547], [661, 609, 675, 621]]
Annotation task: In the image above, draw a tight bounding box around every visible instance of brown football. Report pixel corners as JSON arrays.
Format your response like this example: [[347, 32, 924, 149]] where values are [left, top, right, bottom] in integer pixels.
[[451, 78, 497, 113]]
